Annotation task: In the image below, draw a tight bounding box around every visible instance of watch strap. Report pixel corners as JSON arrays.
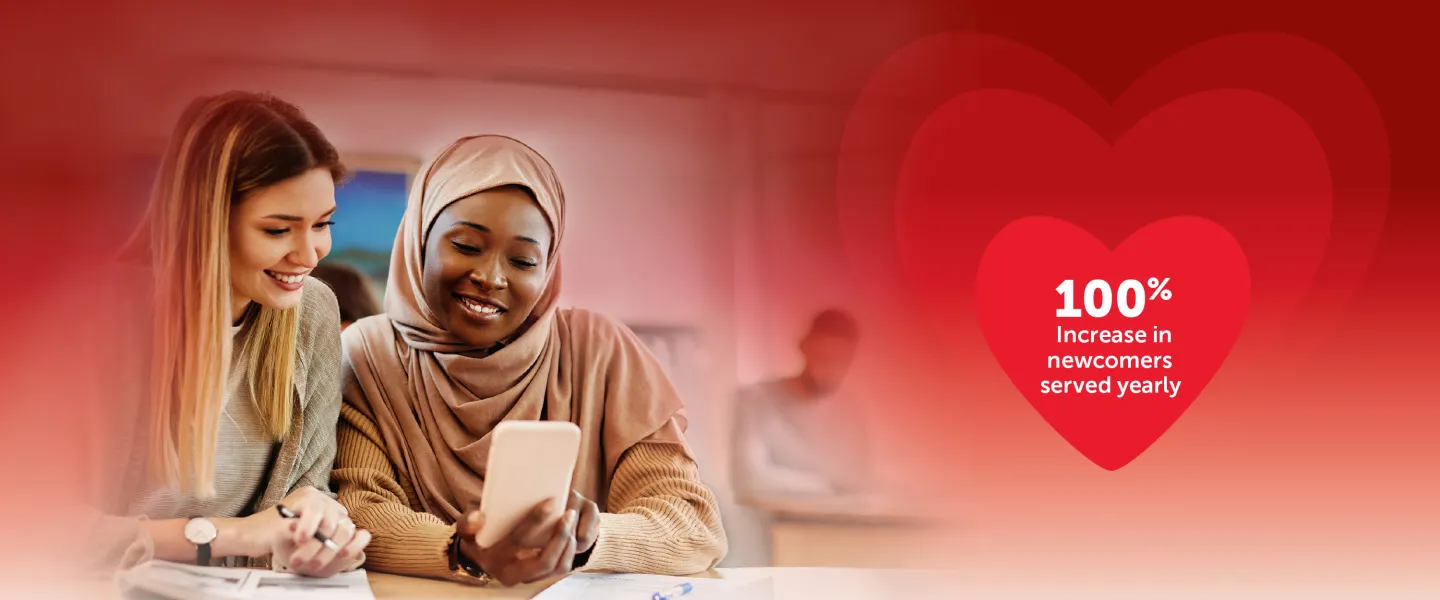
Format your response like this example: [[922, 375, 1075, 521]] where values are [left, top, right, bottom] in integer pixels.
[[187, 517, 215, 567], [448, 530, 490, 585]]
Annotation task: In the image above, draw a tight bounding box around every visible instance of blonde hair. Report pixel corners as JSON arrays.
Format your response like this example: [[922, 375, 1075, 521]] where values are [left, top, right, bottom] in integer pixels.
[[133, 92, 344, 497]]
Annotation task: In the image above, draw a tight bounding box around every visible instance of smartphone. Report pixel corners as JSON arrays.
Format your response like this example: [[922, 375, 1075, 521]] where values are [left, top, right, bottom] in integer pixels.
[[475, 420, 582, 548]]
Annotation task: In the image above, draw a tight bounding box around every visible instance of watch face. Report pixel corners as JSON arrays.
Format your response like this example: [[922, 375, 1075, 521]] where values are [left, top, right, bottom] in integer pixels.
[[184, 518, 217, 544]]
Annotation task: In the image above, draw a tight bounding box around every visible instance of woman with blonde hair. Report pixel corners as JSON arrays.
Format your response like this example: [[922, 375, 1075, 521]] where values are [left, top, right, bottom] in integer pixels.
[[334, 135, 726, 587], [83, 91, 369, 577]]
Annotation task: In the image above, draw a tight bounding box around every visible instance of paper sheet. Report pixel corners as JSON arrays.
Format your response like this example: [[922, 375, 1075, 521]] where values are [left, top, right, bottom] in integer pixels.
[[534, 572, 770, 600], [247, 570, 374, 600], [118, 560, 375, 600]]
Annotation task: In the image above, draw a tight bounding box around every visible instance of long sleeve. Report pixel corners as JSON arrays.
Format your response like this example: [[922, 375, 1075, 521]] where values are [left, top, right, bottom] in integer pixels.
[[583, 428, 728, 575], [332, 402, 473, 583], [730, 393, 835, 500]]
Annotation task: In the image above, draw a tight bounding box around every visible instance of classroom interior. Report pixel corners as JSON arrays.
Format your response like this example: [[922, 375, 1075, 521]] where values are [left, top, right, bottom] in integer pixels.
[[98, 3, 967, 575]]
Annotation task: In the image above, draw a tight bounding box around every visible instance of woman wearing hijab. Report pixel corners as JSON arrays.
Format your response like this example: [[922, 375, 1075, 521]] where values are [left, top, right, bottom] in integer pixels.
[[333, 135, 727, 586]]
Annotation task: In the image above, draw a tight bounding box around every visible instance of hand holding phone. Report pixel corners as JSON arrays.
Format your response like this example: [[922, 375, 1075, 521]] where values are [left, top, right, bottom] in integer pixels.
[[453, 421, 598, 586], [475, 421, 582, 547]]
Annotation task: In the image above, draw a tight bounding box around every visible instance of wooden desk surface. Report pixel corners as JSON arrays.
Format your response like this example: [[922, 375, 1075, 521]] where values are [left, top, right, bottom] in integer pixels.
[[364, 567, 953, 599], [736, 494, 963, 570]]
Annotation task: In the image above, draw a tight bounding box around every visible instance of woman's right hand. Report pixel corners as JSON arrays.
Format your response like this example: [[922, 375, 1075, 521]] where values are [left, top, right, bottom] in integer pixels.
[[455, 499, 578, 587]]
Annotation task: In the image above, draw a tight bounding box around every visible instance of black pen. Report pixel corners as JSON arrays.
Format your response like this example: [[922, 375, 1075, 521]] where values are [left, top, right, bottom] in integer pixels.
[[275, 504, 342, 552]]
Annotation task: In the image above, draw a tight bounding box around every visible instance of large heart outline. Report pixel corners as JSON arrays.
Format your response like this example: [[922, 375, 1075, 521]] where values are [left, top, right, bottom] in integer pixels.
[[835, 32, 1389, 362]]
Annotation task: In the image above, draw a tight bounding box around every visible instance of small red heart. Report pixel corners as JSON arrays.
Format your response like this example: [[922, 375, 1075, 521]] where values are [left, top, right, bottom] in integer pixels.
[[975, 216, 1250, 469]]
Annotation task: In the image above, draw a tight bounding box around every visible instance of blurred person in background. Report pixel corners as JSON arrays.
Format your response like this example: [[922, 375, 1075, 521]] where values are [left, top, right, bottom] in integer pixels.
[[731, 308, 873, 503], [332, 135, 726, 587], [81, 91, 369, 578], [312, 262, 382, 331]]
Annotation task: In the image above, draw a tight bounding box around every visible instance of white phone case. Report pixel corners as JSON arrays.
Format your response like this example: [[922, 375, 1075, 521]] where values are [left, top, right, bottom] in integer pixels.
[[475, 420, 582, 548]]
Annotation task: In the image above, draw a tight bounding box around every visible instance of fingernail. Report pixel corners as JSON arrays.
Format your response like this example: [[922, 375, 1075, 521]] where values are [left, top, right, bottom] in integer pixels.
[[566, 509, 577, 524]]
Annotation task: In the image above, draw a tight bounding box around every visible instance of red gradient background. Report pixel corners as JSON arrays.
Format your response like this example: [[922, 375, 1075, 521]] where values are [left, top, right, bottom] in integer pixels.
[[2, 0, 1438, 597]]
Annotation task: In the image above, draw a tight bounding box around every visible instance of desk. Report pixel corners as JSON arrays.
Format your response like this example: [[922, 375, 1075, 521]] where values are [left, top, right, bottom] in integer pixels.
[[64, 568, 953, 599], [740, 496, 960, 569]]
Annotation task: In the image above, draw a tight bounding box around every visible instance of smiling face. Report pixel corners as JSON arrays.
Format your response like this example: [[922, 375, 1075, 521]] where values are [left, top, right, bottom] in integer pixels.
[[422, 185, 553, 349], [228, 167, 337, 320]]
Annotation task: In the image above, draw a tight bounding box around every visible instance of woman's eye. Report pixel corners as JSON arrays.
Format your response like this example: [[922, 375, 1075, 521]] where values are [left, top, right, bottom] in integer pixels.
[[265, 228, 289, 236], [451, 241, 480, 255], [511, 258, 538, 270], [313, 220, 336, 231]]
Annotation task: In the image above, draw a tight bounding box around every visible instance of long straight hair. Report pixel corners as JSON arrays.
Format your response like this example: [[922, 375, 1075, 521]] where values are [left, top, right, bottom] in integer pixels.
[[127, 92, 345, 497]]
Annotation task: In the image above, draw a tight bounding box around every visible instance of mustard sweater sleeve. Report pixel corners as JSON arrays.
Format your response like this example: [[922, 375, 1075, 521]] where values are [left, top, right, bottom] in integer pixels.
[[332, 403, 479, 584], [584, 438, 728, 575]]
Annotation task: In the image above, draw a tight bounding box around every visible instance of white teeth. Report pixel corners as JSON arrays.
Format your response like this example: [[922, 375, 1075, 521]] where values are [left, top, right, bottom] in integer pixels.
[[267, 272, 305, 284], [461, 297, 500, 315]]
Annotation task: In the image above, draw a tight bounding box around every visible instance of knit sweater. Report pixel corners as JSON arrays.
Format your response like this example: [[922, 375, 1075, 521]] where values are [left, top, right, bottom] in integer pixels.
[[83, 272, 345, 572], [333, 405, 728, 583]]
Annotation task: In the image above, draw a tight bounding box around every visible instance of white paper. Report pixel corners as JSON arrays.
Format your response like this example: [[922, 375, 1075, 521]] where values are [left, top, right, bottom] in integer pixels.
[[118, 560, 375, 600], [534, 572, 770, 600], [246, 570, 374, 600]]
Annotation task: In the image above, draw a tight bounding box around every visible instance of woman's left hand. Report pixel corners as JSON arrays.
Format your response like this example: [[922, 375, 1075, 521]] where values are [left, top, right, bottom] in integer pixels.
[[268, 488, 370, 577]]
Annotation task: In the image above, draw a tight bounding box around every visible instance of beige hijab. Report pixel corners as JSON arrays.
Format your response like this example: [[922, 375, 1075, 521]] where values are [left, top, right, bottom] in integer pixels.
[[342, 135, 689, 522]]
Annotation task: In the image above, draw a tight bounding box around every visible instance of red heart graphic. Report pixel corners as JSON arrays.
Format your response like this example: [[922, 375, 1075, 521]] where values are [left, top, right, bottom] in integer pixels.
[[833, 32, 1389, 462], [975, 216, 1250, 469], [892, 86, 1312, 467]]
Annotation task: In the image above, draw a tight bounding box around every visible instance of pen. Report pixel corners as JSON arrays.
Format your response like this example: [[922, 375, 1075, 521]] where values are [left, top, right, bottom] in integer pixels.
[[651, 582, 693, 600], [275, 504, 342, 552]]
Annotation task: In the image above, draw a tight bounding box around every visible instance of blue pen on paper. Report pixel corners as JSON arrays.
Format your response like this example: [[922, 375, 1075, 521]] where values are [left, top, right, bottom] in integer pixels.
[[651, 582, 693, 600]]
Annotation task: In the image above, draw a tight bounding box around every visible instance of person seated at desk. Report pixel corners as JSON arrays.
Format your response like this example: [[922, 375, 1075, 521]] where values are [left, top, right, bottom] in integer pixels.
[[82, 91, 369, 577], [732, 309, 871, 502], [332, 135, 728, 587], [311, 262, 382, 331]]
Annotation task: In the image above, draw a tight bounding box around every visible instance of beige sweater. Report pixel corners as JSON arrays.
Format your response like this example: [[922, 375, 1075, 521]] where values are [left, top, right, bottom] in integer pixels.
[[83, 271, 345, 572], [333, 404, 728, 583]]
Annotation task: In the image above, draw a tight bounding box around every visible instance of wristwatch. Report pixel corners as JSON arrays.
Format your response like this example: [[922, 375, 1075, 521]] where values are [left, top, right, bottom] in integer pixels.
[[184, 518, 218, 566], [448, 531, 491, 586]]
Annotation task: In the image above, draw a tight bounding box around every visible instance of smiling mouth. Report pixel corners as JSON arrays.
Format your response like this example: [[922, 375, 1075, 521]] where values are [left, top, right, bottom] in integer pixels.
[[456, 294, 506, 319], [265, 270, 306, 285]]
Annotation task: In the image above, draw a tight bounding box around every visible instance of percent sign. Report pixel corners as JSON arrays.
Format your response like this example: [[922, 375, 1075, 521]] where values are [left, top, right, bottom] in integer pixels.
[[1057, 277, 1172, 318]]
